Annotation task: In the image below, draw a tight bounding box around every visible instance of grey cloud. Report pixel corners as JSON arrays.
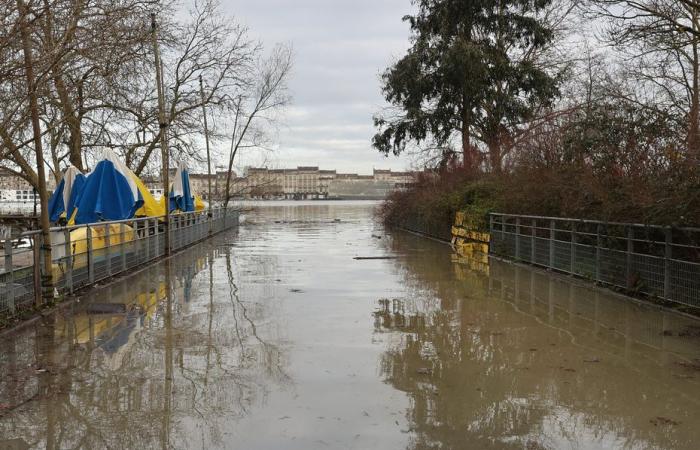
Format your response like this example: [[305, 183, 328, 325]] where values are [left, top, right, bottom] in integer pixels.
[[223, 0, 415, 173]]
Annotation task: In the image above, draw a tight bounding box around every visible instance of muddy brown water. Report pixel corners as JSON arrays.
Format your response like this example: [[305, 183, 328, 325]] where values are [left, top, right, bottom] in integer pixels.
[[1, 201, 699, 450]]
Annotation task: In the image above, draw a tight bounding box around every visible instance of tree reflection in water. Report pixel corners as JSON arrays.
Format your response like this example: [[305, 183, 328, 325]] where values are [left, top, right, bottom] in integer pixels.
[[0, 236, 289, 449], [375, 232, 700, 450]]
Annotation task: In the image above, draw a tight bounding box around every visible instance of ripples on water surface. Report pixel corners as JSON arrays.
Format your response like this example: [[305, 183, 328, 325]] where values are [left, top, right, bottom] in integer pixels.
[[0, 200, 699, 449]]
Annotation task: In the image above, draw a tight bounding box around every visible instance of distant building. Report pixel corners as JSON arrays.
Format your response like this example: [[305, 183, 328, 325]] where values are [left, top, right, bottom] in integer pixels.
[[139, 166, 417, 200], [0, 168, 56, 203], [222, 166, 417, 200], [144, 169, 236, 201]]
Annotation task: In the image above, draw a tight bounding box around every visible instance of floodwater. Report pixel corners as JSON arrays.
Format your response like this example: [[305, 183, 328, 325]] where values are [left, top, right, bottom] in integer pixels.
[[1, 200, 700, 450]]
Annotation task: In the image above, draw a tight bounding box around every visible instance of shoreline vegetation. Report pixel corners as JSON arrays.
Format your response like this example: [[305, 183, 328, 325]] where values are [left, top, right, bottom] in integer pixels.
[[374, 0, 700, 238]]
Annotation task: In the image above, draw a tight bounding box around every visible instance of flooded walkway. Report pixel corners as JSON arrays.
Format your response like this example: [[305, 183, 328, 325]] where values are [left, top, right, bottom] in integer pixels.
[[1, 201, 699, 449]]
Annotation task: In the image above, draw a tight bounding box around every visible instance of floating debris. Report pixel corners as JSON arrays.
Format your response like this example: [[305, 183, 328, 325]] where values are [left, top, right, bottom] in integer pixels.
[[353, 256, 397, 260]]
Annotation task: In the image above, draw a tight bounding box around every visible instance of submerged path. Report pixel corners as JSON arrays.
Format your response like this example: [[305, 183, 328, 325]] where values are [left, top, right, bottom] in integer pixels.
[[0, 201, 699, 449]]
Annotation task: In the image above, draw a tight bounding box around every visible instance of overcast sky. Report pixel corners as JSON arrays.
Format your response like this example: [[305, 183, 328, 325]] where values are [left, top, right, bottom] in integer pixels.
[[221, 0, 415, 175]]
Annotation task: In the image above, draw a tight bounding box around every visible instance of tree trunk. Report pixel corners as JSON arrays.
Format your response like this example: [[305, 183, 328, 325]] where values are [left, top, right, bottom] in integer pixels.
[[18, 0, 53, 299], [461, 105, 477, 170], [689, 37, 700, 161], [487, 137, 502, 173]]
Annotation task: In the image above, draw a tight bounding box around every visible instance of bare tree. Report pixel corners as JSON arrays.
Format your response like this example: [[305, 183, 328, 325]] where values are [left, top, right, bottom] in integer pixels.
[[587, 0, 700, 159], [222, 44, 292, 208], [115, 0, 255, 177]]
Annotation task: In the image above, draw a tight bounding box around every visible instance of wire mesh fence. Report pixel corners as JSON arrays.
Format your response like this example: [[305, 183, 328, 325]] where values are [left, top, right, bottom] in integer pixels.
[[0, 208, 239, 322], [489, 213, 700, 309]]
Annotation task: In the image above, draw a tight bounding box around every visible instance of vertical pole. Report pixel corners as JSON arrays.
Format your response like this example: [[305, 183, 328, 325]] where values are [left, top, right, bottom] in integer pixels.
[[32, 234, 41, 308], [145, 219, 151, 261], [515, 217, 521, 260], [87, 226, 94, 284], [664, 227, 672, 300], [199, 75, 213, 235], [570, 221, 577, 274], [154, 219, 161, 257], [626, 226, 633, 289], [64, 228, 73, 294], [151, 13, 170, 256], [531, 219, 536, 264], [595, 223, 602, 283], [5, 239, 15, 313], [489, 214, 494, 254], [549, 220, 555, 270], [121, 223, 127, 272], [105, 224, 111, 277]]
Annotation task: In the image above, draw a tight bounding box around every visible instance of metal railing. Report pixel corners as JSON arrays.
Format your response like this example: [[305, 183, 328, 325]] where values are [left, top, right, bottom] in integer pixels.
[[0, 207, 239, 321], [489, 213, 700, 309]]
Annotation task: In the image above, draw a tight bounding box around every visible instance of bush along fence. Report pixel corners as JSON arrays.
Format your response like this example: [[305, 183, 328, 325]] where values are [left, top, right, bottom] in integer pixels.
[[0, 208, 239, 324], [489, 213, 700, 310]]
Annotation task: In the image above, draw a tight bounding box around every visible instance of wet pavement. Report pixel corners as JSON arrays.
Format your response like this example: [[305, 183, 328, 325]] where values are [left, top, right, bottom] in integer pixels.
[[1, 200, 699, 449]]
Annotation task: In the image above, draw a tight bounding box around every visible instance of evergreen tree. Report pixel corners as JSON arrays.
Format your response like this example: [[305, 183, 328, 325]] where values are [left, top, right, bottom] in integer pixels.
[[374, 0, 560, 171]]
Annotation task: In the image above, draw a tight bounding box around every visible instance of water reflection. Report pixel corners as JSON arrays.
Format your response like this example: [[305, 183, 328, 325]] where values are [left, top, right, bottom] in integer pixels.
[[1, 202, 699, 449], [0, 232, 288, 449], [377, 232, 700, 450]]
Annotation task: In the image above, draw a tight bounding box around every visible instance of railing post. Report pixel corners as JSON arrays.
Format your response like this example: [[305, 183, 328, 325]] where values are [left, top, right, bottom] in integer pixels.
[[64, 228, 73, 294], [626, 226, 633, 288], [531, 219, 536, 264], [154, 219, 160, 257], [595, 224, 602, 283], [87, 226, 95, 284], [4, 238, 15, 313], [549, 220, 555, 269], [515, 217, 521, 260], [144, 219, 151, 262], [105, 223, 111, 277], [663, 227, 672, 300], [570, 221, 577, 274], [32, 234, 42, 308], [121, 223, 127, 272]]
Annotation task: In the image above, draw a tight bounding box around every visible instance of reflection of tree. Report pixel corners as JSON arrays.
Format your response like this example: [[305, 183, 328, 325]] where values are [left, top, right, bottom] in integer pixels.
[[224, 247, 290, 385], [0, 235, 290, 449], [376, 231, 700, 450]]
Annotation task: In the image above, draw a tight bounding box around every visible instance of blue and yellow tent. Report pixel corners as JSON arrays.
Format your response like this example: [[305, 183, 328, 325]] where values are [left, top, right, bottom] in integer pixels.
[[74, 150, 163, 224], [48, 166, 86, 224], [168, 161, 195, 213]]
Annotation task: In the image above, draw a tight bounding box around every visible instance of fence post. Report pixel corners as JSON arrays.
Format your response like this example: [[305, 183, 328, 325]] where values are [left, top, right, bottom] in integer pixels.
[[626, 226, 633, 288], [105, 223, 111, 277], [663, 227, 672, 300], [531, 219, 536, 264], [595, 224, 602, 283], [121, 223, 127, 273], [87, 226, 95, 284], [515, 217, 521, 260], [32, 234, 42, 308], [64, 228, 73, 294], [549, 220, 555, 269], [570, 221, 577, 274], [151, 219, 160, 259], [4, 239, 15, 313]]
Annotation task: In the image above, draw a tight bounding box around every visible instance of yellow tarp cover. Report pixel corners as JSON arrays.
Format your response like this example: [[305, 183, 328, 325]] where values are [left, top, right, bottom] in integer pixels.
[[158, 193, 206, 213], [134, 176, 164, 218], [194, 195, 206, 211], [70, 223, 135, 256], [51, 223, 135, 282]]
